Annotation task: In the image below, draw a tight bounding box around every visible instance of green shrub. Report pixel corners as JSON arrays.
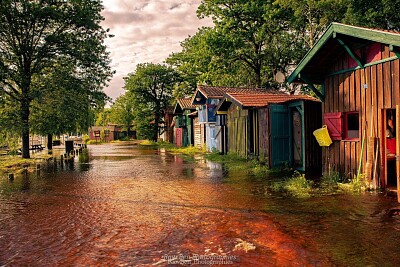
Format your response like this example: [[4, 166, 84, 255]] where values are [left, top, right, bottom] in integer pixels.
[[169, 145, 202, 155], [82, 134, 90, 144], [139, 140, 158, 146], [338, 174, 368, 193], [270, 171, 313, 198]]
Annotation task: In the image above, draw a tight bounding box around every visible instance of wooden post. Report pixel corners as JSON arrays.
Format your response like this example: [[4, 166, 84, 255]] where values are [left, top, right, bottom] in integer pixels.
[[396, 105, 399, 202]]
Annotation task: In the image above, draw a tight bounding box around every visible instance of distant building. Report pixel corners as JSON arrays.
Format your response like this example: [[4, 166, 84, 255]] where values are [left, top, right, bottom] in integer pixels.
[[88, 124, 122, 142]]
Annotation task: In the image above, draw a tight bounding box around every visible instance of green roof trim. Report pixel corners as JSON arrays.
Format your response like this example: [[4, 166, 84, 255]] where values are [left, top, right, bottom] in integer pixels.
[[336, 38, 363, 67], [288, 22, 400, 84]]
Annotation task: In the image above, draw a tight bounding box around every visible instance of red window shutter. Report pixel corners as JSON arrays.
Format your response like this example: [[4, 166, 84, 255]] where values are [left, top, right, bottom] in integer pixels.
[[324, 112, 343, 140]]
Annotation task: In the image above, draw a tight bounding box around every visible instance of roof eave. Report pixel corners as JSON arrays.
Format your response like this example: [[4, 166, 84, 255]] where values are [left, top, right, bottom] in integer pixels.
[[288, 24, 335, 84], [288, 22, 400, 84]]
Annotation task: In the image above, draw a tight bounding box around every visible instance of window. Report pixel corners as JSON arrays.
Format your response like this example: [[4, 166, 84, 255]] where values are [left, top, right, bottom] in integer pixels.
[[344, 112, 359, 140], [324, 112, 360, 141]]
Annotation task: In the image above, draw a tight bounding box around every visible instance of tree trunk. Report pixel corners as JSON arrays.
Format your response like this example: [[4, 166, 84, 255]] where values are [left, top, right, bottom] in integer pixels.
[[20, 98, 30, 159], [255, 69, 261, 88], [47, 134, 53, 150], [152, 114, 160, 142]]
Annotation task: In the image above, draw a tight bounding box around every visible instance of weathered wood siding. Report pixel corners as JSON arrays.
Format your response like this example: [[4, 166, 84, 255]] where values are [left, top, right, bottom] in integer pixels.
[[200, 123, 206, 148], [258, 107, 270, 163], [215, 115, 228, 153], [323, 44, 400, 181], [193, 117, 201, 148], [227, 106, 248, 157]]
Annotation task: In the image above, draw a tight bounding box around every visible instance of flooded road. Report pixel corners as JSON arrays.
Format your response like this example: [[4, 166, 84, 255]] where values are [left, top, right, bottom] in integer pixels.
[[1, 143, 400, 266]]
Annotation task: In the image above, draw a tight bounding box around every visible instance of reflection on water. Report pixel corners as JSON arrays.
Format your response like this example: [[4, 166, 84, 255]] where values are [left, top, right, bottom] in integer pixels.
[[1, 143, 400, 266]]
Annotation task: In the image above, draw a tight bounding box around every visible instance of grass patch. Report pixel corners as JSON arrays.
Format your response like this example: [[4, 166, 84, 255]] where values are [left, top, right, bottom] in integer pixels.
[[0, 155, 50, 173], [338, 174, 368, 193], [168, 145, 203, 155], [204, 151, 272, 177], [138, 140, 204, 155], [138, 140, 160, 146], [270, 171, 313, 198]]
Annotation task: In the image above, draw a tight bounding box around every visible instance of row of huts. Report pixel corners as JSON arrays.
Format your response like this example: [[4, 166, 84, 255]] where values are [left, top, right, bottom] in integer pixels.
[[170, 23, 400, 197]]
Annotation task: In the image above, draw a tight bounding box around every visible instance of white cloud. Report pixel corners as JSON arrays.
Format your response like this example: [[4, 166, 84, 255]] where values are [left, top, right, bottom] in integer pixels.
[[100, 0, 213, 101]]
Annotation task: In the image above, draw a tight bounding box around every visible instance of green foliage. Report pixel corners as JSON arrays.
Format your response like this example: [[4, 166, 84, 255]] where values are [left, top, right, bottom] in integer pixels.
[[0, 132, 20, 154], [166, 27, 252, 94], [338, 174, 368, 193], [118, 136, 131, 141], [276, 0, 349, 48], [139, 140, 159, 146], [0, 0, 113, 158], [319, 171, 341, 192], [124, 63, 180, 141], [95, 109, 112, 126], [196, 0, 305, 88], [109, 93, 135, 133], [168, 145, 203, 155], [343, 0, 400, 31], [205, 151, 270, 176], [270, 171, 314, 198], [30, 61, 109, 137], [100, 129, 106, 142], [82, 134, 90, 144]]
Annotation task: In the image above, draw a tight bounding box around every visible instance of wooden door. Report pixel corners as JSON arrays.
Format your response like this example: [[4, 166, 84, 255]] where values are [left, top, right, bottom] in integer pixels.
[[176, 128, 182, 147], [289, 101, 305, 171], [270, 105, 290, 167]]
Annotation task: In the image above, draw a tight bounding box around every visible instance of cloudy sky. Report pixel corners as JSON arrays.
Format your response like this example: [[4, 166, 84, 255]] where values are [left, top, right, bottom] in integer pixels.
[[101, 0, 213, 102]]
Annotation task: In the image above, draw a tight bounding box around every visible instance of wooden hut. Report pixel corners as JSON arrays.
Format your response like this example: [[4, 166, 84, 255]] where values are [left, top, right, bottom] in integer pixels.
[[173, 98, 197, 147], [288, 23, 400, 195], [216, 92, 322, 173], [191, 86, 263, 151], [158, 107, 174, 143], [88, 125, 122, 142]]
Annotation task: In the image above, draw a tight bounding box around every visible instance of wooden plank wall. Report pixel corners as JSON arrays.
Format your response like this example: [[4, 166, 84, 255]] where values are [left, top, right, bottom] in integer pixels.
[[322, 44, 400, 182], [258, 107, 270, 163], [193, 117, 201, 148], [304, 101, 322, 174], [227, 105, 248, 157]]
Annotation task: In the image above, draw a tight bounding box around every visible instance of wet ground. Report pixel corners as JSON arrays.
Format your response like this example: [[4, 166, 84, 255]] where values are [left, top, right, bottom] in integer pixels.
[[1, 143, 400, 266]]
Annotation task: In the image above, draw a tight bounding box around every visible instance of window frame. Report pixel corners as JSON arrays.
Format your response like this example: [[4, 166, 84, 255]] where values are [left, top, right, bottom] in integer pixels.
[[343, 111, 360, 141]]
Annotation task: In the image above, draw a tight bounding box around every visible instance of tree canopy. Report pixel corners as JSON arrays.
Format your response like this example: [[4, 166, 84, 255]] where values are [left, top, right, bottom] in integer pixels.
[[0, 0, 113, 158], [166, 27, 252, 97], [109, 92, 135, 135], [196, 0, 304, 88], [124, 63, 180, 141]]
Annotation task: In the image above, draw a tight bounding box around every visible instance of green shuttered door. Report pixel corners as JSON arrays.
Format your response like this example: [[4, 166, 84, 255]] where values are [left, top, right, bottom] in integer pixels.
[[271, 105, 290, 167]]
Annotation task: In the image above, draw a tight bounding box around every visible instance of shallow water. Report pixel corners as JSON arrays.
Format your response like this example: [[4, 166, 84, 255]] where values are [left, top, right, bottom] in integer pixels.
[[1, 143, 399, 266]]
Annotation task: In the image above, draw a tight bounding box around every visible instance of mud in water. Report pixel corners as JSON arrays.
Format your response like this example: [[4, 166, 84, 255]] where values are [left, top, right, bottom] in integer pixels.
[[1, 143, 400, 266]]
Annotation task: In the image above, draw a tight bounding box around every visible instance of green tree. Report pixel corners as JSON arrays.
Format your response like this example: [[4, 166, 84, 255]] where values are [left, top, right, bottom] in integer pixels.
[[95, 109, 112, 126], [166, 27, 251, 96], [124, 63, 180, 141], [276, 0, 348, 48], [0, 94, 20, 152], [0, 0, 113, 158], [343, 0, 400, 31], [197, 0, 298, 88], [29, 61, 109, 149], [109, 93, 135, 136]]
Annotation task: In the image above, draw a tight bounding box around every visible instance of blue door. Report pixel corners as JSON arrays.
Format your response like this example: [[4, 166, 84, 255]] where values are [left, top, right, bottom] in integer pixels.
[[270, 105, 290, 167]]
